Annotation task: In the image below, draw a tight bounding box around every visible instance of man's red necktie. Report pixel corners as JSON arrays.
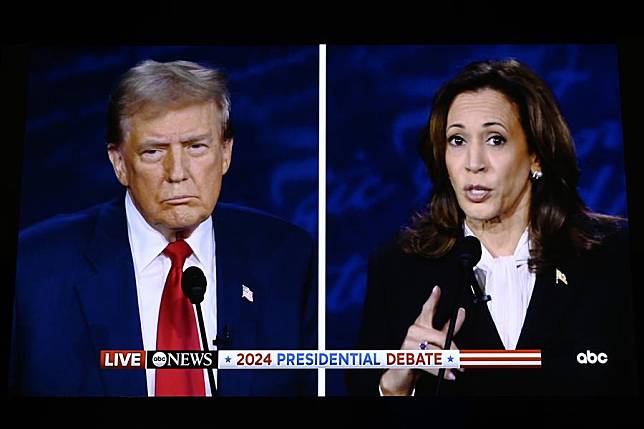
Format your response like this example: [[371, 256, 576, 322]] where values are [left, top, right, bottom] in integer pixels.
[[155, 239, 206, 396]]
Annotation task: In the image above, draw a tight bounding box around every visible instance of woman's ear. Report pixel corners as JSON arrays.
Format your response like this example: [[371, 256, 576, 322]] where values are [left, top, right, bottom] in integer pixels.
[[530, 155, 543, 180]]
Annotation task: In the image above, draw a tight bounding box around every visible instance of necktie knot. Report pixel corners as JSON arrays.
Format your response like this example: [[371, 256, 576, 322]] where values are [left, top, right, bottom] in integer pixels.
[[163, 239, 193, 266]]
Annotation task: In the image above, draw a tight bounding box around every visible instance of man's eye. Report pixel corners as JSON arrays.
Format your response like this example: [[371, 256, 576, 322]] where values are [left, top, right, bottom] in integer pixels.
[[188, 143, 208, 153], [448, 135, 465, 146], [141, 149, 163, 160]]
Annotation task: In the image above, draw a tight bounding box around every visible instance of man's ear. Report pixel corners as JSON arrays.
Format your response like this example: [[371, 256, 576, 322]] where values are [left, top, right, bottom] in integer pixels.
[[107, 143, 129, 187], [221, 138, 234, 175]]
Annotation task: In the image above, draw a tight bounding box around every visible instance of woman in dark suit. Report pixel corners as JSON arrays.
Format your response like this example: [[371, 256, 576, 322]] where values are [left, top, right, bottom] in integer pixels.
[[348, 59, 637, 396]]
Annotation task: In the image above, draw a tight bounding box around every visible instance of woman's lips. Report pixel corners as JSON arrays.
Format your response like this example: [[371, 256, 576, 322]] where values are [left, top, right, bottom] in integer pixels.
[[464, 185, 492, 203]]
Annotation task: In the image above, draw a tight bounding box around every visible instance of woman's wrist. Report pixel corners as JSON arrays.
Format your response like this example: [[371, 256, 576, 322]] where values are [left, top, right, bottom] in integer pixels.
[[379, 369, 417, 396]]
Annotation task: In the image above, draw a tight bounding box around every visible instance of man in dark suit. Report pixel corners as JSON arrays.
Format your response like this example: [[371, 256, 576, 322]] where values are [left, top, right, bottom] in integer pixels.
[[10, 60, 317, 396]]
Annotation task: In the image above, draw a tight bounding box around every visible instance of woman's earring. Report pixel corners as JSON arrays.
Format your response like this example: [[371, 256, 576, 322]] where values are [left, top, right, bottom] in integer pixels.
[[531, 170, 543, 180]]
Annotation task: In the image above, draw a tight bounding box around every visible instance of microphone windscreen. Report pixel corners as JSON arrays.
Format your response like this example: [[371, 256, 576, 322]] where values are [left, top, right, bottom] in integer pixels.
[[182, 266, 207, 304], [455, 235, 482, 267]]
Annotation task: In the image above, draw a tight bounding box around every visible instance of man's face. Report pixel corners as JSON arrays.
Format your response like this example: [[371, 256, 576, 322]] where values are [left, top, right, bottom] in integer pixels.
[[108, 102, 232, 239]]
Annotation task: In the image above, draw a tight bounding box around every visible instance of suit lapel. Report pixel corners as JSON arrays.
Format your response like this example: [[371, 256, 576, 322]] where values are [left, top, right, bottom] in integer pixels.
[[214, 205, 257, 396], [516, 263, 576, 349], [445, 234, 577, 351], [75, 197, 146, 396], [430, 251, 504, 350], [420, 241, 577, 352], [470, 301, 505, 349]]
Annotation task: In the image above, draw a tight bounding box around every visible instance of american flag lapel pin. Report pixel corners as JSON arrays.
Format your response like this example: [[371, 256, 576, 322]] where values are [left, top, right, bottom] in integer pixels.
[[555, 268, 568, 286], [242, 284, 254, 302]]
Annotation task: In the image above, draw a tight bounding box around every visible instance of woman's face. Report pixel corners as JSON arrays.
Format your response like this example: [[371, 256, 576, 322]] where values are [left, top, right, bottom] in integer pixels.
[[445, 89, 539, 226]]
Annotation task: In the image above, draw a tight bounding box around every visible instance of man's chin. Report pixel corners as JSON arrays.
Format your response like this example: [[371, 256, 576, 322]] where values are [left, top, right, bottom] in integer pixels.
[[168, 220, 203, 232], [164, 206, 209, 223], [154, 216, 208, 238]]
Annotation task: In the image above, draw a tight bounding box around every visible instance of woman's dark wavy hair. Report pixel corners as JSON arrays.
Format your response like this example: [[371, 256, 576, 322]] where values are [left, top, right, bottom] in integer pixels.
[[400, 59, 623, 272]]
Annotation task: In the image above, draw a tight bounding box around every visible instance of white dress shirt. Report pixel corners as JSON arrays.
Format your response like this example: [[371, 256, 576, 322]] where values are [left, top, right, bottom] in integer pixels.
[[125, 192, 217, 396], [464, 223, 536, 350]]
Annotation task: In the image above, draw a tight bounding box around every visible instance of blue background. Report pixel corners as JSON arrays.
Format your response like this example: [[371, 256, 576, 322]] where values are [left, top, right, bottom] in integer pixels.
[[17, 45, 630, 396], [20, 46, 319, 237], [326, 45, 628, 395]]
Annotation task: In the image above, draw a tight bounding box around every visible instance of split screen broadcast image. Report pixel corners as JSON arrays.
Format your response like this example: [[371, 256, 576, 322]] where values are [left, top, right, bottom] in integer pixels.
[[5, 45, 640, 397]]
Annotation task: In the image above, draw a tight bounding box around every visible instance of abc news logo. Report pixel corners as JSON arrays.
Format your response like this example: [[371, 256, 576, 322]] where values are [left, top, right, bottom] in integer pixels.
[[150, 351, 216, 369], [101, 350, 217, 369], [576, 350, 608, 365]]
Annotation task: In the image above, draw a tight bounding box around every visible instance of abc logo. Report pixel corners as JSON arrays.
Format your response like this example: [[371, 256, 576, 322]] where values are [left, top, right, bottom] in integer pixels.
[[152, 352, 167, 368], [576, 350, 607, 364]]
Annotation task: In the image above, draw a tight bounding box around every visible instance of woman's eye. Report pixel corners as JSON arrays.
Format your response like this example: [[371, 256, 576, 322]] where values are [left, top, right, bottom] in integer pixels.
[[448, 135, 465, 146], [488, 135, 506, 146]]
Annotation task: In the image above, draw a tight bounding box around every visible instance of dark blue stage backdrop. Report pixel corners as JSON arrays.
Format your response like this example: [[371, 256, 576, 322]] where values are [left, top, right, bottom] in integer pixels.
[[20, 46, 318, 238], [18, 45, 630, 396], [326, 45, 628, 395]]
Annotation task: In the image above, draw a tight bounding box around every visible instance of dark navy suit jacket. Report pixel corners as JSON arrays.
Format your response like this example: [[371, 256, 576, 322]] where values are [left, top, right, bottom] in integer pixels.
[[10, 196, 317, 396], [348, 224, 639, 396]]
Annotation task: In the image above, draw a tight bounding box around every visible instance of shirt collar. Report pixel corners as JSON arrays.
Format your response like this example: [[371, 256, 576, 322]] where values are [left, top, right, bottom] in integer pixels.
[[183, 211, 214, 270], [125, 191, 214, 272]]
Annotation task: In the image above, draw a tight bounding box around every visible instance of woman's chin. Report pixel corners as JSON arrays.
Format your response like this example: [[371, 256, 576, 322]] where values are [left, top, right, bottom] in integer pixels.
[[462, 205, 497, 223]]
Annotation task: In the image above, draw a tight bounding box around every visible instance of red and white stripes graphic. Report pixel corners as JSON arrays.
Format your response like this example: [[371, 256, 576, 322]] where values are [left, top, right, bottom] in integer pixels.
[[459, 350, 541, 368]]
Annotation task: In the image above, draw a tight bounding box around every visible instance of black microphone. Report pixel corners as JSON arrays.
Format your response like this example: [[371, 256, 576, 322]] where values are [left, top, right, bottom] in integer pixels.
[[181, 266, 217, 396], [436, 235, 487, 396], [457, 236, 491, 304], [455, 235, 482, 268], [182, 266, 207, 305]]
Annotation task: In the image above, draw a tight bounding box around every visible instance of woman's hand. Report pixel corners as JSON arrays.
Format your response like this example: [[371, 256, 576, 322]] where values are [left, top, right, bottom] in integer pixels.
[[379, 286, 466, 395]]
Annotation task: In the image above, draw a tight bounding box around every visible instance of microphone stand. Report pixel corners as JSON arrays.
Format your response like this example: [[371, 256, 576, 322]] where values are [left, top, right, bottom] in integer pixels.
[[435, 265, 467, 396], [194, 303, 217, 396], [435, 263, 490, 396]]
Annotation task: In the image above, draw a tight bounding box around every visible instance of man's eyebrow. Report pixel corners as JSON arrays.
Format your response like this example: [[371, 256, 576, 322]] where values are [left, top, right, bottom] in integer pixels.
[[139, 134, 212, 146], [180, 134, 212, 144], [139, 139, 170, 147]]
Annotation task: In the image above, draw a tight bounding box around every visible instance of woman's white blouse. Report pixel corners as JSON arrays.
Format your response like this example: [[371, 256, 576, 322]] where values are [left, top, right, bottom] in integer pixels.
[[464, 223, 536, 350]]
